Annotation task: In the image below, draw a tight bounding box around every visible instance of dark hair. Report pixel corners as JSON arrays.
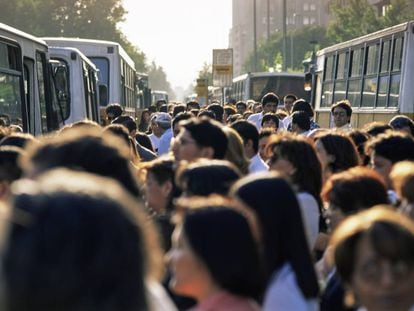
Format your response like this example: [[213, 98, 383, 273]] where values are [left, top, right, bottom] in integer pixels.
[[315, 133, 360, 173], [389, 115, 414, 135], [283, 94, 298, 102], [207, 103, 224, 122], [112, 115, 137, 134], [172, 104, 186, 117], [182, 118, 228, 159], [231, 173, 319, 298], [105, 103, 123, 119], [366, 131, 414, 163], [322, 166, 388, 215], [331, 100, 352, 117], [266, 134, 322, 205], [176, 159, 241, 196], [0, 132, 35, 149], [172, 112, 194, 131], [261, 92, 279, 106], [261, 113, 279, 129], [186, 101, 200, 111], [3, 169, 162, 311], [180, 199, 264, 300], [330, 207, 414, 284], [135, 132, 154, 151], [0, 146, 23, 182], [236, 101, 247, 109], [347, 130, 370, 165], [197, 109, 215, 119], [292, 99, 314, 118], [258, 128, 276, 140], [291, 111, 310, 131], [22, 128, 141, 198], [363, 122, 392, 137], [231, 120, 259, 154]]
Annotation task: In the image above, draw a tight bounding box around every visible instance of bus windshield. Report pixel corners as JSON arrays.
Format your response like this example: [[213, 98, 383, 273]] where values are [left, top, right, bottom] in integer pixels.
[[250, 76, 306, 101]]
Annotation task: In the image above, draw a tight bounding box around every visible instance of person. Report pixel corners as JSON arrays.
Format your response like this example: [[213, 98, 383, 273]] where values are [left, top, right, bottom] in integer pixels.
[[148, 114, 162, 153], [319, 167, 389, 311], [167, 196, 264, 311], [266, 133, 322, 248], [365, 131, 414, 201], [138, 108, 151, 132], [347, 130, 370, 166], [389, 114, 414, 136], [362, 121, 392, 137], [1, 168, 171, 311], [135, 131, 155, 152], [258, 128, 276, 162], [223, 105, 237, 124], [222, 127, 250, 175], [247, 92, 279, 130], [283, 99, 320, 131], [314, 132, 360, 183], [231, 173, 319, 310], [207, 103, 225, 123], [172, 104, 186, 117], [155, 112, 173, 155], [176, 159, 242, 197], [231, 120, 269, 174], [390, 161, 414, 219], [236, 101, 247, 115], [261, 113, 279, 130], [186, 100, 200, 112], [105, 103, 123, 125], [329, 206, 414, 311], [331, 100, 353, 131], [171, 112, 193, 137], [291, 111, 311, 136], [283, 93, 298, 115], [172, 118, 228, 163], [0, 145, 23, 202], [0, 132, 36, 149], [20, 127, 141, 198]]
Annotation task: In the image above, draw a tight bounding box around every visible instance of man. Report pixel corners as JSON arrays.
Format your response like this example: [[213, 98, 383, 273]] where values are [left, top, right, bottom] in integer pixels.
[[231, 120, 268, 173], [283, 94, 298, 115], [247, 92, 279, 130], [291, 111, 311, 136], [236, 101, 247, 115], [331, 100, 352, 131], [155, 112, 173, 155], [105, 103, 123, 125]]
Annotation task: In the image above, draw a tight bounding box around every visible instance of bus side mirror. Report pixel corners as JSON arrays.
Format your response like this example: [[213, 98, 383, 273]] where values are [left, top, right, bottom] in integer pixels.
[[304, 72, 312, 92], [99, 84, 108, 106]]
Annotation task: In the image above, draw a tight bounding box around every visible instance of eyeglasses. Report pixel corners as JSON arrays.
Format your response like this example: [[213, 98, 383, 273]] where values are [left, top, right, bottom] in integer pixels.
[[332, 111, 347, 117]]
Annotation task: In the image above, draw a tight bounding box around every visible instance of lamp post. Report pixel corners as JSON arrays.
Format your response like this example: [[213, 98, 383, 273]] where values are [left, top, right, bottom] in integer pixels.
[[282, 0, 287, 71], [253, 0, 257, 72]]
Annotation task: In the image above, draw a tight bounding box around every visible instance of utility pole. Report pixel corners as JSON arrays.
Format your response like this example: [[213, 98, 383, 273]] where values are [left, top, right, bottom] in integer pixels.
[[282, 0, 287, 71], [253, 0, 257, 72]]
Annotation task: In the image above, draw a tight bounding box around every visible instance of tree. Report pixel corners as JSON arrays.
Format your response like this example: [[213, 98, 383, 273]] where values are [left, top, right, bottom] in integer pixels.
[[380, 0, 414, 27], [197, 62, 212, 86], [148, 61, 174, 97], [243, 26, 334, 73]]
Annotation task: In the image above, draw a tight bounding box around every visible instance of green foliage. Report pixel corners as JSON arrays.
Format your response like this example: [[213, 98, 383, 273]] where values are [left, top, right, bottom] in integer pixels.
[[243, 26, 334, 73], [148, 61, 174, 97], [328, 0, 414, 43], [197, 62, 212, 86]]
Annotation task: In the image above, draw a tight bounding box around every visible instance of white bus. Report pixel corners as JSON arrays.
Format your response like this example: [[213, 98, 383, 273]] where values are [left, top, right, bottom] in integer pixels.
[[0, 23, 62, 135], [151, 90, 168, 105], [48, 47, 100, 125], [43, 37, 137, 120], [311, 21, 414, 128], [231, 72, 309, 103]]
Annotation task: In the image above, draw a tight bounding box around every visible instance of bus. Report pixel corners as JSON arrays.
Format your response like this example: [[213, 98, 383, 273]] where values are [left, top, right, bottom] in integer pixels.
[[310, 21, 414, 128], [42, 37, 137, 121], [151, 90, 168, 105], [0, 23, 62, 135], [231, 72, 309, 103], [48, 47, 100, 125], [136, 72, 151, 109]]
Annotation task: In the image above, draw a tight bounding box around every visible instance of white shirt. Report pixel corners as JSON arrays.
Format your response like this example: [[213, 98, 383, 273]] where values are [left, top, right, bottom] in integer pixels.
[[247, 112, 263, 130], [263, 263, 318, 311], [296, 192, 320, 249], [333, 123, 352, 132], [249, 153, 269, 174]]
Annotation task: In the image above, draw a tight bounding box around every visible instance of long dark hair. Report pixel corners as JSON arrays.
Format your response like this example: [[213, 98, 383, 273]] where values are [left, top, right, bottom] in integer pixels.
[[231, 172, 319, 299]]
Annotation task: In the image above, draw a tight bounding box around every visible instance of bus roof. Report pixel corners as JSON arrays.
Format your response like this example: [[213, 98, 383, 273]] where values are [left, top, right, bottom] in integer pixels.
[[42, 37, 135, 68], [233, 71, 305, 82], [317, 21, 412, 56], [48, 46, 98, 70], [0, 22, 48, 48]]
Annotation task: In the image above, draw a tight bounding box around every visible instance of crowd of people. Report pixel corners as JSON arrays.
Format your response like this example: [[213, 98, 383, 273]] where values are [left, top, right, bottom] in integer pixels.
[[0, 94, 413, 311]]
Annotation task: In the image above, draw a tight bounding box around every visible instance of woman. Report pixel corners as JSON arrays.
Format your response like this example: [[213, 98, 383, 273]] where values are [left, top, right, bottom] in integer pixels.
[[1, 169, 172, 311], [314, 132, 360, 182], [231, 173, 319, 310], [138, 108, 151, 133], [167, 196, 264, 310], [329, 206, 414, 311], [265, 133, 322, 248], [222, 126, 250, 175]]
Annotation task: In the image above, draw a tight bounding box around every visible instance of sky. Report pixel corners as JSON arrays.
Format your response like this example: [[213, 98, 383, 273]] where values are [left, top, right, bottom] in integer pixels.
[[120, 0, 232, 91]]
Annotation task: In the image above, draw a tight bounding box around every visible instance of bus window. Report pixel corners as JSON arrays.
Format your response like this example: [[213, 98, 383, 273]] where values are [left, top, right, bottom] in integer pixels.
[[36, 52, 48, 132], [380, 40, 391, 73], [392, 37, 403, 71], [90, 57, 109, 106]]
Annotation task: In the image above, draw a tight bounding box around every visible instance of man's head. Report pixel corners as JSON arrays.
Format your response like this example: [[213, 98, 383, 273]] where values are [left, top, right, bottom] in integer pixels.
[[283, 94, 298, 114], [105, 104, 123, 124], [331, 100, 352, 128], [230, 120, 259, 159], [153, 112, 172, 134], [261, 92, 279, 114]]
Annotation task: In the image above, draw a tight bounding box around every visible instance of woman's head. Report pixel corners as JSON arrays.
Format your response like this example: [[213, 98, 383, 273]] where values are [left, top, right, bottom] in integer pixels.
[[2, 169, 162, 311], [231, 172, 319, 298], [266, 133, 322, 200], [176, 159, 241, 197], [329, 206, 414, 311], [222, 127, 250, 175], [167, 196, 264, 301], [261, 113, 279, 130]]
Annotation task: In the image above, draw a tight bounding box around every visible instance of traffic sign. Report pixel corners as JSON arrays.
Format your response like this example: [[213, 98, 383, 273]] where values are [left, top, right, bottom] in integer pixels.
[[213, 49, 233, 87]]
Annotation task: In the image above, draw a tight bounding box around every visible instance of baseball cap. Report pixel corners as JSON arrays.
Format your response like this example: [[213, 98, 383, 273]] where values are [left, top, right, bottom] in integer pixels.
[[154, 112, 172, 129]]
